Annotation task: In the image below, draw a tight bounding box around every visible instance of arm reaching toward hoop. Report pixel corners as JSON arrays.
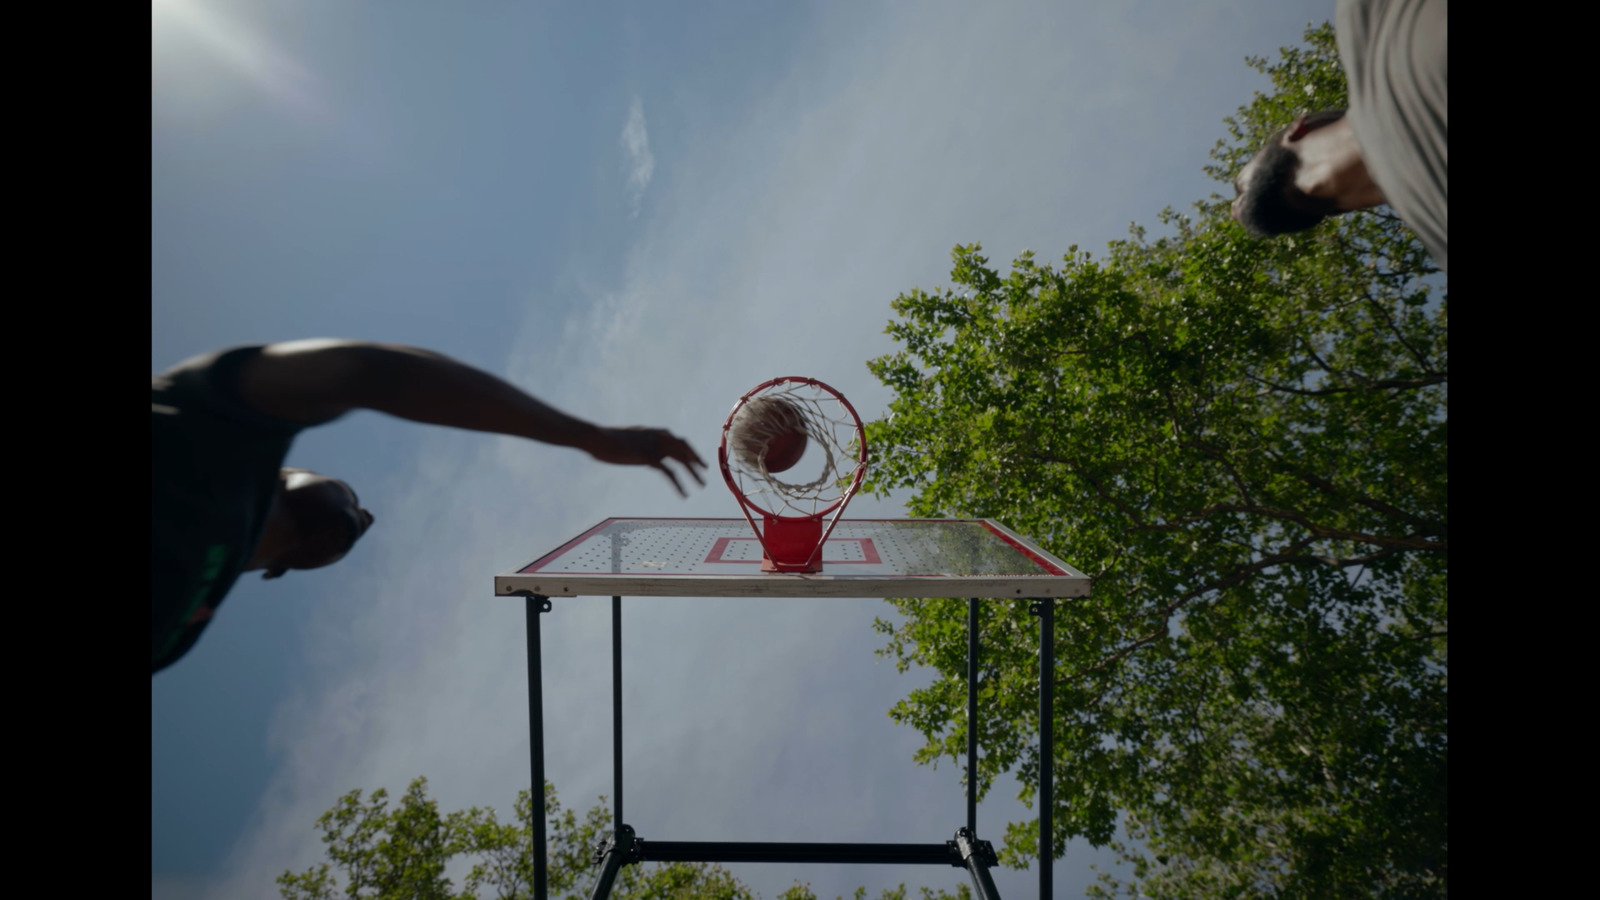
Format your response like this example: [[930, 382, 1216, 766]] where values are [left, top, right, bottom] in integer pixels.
[[234, 339, 707, 495]]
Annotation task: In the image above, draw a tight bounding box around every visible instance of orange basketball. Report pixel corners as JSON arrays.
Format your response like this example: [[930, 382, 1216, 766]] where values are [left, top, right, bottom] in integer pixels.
[[763, 429, 808, 473], [730, 396, 809, 474]]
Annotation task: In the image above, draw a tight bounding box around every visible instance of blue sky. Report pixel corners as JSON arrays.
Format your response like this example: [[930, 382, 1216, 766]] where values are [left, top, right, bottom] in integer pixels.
[[152, 2, 1331, 898]]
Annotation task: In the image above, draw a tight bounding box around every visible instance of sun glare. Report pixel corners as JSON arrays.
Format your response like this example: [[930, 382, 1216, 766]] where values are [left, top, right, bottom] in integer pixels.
[[151, 0, 322, 117]]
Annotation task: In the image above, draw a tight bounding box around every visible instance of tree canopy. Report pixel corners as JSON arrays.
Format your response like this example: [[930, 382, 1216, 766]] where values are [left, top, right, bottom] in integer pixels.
[[277, 777, 755, 900], [862, 23, 1445, 898], [278, 777, 970, 900]]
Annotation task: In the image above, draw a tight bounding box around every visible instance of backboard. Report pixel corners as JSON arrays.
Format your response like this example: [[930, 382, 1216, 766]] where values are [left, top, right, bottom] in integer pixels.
[[495, 518, 1091, 599]]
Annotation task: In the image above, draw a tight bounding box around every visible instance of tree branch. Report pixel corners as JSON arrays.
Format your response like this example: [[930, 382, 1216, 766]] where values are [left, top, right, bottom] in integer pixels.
[[1130, 500, 1444, 551], [1182, 437, 1257, 506], [1364, 288, 1440, 374], [1267, 456, 1446, 538], [1063, 541, 1408, 684], [1056, 330, 1152, 358], [1297, 336, 1339, 379], [1037, 454, 1150, 527], [1246, 372, 1447, 396], [1069, 624, 1169, 680], [1043, 439, 1444, 550]]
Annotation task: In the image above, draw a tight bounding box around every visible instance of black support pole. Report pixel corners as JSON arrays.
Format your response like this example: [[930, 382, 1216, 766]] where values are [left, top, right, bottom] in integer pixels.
[[586, 825, 636, 900], [955, 827, 1003, 900], [517, 579, 1055, 900], [1038, 599, 1054, 900], [638, 841, 961, 865], [525, 594, 552, 900], [613, 595, 624, 829], [967, 598, 979, 836]]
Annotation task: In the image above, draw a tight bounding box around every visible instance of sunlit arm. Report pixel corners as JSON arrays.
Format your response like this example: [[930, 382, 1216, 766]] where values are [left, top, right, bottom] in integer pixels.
[[237, 339, 605, 452]]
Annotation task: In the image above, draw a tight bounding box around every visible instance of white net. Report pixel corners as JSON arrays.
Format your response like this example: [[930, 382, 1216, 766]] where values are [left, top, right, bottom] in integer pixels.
[[722, 379, 867, 519]]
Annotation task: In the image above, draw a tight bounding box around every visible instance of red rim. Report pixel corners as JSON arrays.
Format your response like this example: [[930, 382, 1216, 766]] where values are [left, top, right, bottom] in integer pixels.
[[718, 376, 869, 521]]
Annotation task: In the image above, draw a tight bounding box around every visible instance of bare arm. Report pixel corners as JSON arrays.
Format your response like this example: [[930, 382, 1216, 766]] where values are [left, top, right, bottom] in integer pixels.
[[235, 339, 707, 493]]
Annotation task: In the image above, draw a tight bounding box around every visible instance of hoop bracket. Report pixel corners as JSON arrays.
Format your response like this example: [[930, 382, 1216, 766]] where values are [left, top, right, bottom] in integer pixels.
[[510, 590, 554, 613], [759, 514, 823, 572]]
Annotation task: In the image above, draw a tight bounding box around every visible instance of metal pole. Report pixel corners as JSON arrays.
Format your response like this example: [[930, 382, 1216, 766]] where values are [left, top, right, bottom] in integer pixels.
[[586, 825, 636, 900], [638, 840, 967, 865], [1039, 599, 1054, 900], [967, 598, 979, 836], [613, 595, 624, 829], [525, 594, 551, 900], [955, 827, 1004, 900]]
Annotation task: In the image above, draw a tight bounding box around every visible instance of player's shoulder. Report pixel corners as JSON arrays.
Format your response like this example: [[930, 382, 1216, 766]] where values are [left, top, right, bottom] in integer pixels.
[[152, 345, 302, 433], [153, 344, 263, 386]]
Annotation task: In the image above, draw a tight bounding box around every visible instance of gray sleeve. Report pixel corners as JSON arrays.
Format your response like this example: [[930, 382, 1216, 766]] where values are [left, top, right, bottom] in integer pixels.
[[1336, 0, 1447, 271]]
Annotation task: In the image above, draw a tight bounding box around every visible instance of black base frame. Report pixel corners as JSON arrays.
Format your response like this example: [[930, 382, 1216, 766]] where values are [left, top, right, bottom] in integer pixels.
[[516, 593, 1057, 900]]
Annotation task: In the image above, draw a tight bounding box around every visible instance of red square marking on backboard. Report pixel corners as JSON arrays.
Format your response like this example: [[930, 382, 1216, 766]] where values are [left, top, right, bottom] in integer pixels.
[[705, 537, 881, 565]]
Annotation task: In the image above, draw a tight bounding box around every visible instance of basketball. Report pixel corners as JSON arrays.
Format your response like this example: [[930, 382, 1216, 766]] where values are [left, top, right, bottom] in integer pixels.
[[730, 395, 809, 474], [763, 429, 807, 473]]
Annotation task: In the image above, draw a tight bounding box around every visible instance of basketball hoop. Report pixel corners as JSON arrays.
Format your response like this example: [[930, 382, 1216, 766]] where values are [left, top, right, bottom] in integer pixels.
[[718, 377, 869, 572]]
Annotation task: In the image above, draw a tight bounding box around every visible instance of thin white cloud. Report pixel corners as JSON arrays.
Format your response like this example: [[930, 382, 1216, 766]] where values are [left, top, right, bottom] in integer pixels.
[[620, 97, 655, 218]]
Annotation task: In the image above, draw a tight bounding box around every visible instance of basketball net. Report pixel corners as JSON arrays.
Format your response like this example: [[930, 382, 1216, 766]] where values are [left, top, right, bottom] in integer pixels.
[[718, 377, 869, 572]]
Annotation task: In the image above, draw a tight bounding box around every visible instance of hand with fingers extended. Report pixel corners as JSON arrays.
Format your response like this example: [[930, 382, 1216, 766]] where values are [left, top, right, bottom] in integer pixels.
[[585, 426, 709, 497]]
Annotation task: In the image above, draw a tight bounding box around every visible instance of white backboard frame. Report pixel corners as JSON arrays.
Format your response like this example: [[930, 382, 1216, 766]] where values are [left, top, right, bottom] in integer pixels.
[[494, 518, 1092, 599]]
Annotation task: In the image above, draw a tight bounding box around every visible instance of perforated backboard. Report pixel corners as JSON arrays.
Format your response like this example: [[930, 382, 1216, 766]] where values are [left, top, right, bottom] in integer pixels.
[[495, 518, 1091, 599]]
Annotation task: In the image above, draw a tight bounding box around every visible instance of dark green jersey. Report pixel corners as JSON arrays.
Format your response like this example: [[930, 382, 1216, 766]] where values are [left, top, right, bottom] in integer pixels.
[[152, 346, 304, 674]]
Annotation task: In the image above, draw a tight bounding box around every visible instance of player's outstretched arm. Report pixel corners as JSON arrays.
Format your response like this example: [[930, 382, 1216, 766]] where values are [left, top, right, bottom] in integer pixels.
[[236, 339, 707, 494]]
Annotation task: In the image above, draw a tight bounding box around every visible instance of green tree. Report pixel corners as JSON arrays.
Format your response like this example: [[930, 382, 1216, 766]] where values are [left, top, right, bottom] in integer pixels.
[[278, 779, 974, 900], [277, 777, 758, 900], [862, 22, 1445, 899], [778, 884, 969, 900]]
